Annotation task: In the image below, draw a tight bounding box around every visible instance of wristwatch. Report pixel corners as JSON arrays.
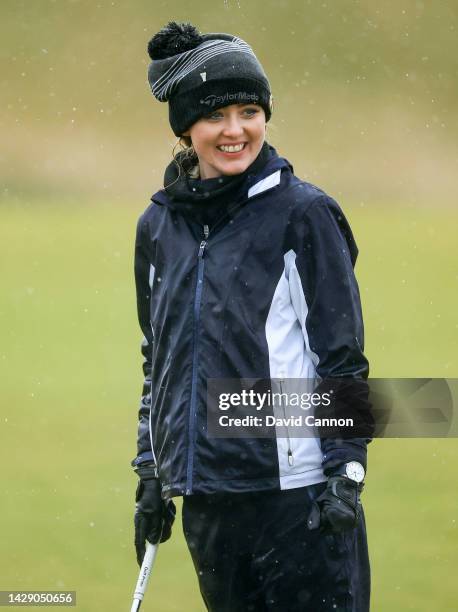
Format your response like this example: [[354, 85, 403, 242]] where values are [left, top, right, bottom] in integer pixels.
[[334, 461, 365, 483]]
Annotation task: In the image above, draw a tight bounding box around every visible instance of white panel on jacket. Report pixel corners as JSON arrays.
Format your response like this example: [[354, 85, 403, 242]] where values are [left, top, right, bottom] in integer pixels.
[[147, 265, 157, 466], [149, 263, 156, 339], [248, 170, 281, 198], [265, 249, 325, 490], [149, 263, 155, 289]]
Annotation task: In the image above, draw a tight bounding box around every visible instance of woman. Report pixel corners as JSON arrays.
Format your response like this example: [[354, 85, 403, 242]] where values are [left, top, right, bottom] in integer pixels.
[[132, 21, 371, 612]]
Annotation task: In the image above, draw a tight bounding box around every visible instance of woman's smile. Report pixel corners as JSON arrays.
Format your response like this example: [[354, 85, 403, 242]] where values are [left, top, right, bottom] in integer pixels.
[[216, 142, 247, 155]]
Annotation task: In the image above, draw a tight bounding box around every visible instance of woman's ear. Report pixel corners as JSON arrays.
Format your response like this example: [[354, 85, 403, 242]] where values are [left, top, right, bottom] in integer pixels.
[[182, 129, 190, 137]]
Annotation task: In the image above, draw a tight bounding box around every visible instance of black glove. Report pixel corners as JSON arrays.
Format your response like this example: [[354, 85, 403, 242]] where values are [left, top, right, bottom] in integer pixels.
[[134, 464, 176, 566], [307, 476, 363, 534]]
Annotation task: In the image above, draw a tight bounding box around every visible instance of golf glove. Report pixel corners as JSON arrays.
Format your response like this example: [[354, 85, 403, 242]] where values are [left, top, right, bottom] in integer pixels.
[[307, 476, 363, 534], [134, 463, 176, 566]]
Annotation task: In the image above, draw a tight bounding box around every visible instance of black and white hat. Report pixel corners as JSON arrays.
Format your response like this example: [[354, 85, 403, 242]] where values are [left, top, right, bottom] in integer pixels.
[[147, 22, 273, 136]]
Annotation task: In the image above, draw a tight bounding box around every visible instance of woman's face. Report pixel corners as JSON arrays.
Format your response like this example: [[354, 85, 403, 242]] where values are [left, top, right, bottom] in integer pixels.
[[182, 103, 266, 179]]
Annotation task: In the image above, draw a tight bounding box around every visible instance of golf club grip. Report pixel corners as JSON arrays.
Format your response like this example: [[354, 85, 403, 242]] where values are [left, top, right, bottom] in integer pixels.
[[130, 542, 159, 612]]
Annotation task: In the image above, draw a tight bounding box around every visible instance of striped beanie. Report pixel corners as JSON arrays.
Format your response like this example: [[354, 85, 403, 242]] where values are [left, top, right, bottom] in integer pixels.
[[147, 22, 273, 136]]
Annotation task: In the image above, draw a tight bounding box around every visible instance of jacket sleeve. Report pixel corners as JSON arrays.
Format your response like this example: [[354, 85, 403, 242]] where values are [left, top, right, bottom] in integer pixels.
[[293, 194, 372, 475], [130, 213, 156, 469]]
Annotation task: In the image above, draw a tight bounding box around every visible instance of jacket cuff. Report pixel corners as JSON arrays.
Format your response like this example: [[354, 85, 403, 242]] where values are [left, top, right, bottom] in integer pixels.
[[321, 440, 367, 477], [134, 464, 158, 480], [131, 451, 155, 468]]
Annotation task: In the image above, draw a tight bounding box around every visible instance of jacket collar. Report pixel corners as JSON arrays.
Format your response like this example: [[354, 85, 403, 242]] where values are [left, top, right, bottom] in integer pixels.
[[151, 149, 293, 207]]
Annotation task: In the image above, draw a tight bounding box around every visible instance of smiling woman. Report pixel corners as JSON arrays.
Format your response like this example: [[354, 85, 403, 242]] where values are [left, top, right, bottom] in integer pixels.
[[131, 19, 372, 612], [181, 103, 267, 178]]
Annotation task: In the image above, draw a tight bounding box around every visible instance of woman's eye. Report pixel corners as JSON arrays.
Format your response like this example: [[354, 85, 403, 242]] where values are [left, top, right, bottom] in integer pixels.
[[208, 112, 223, 120], [243, 108, 259, 116]]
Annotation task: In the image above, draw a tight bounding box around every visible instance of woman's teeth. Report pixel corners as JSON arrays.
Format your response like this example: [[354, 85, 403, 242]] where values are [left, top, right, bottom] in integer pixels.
[[217, 143, 246, 153]]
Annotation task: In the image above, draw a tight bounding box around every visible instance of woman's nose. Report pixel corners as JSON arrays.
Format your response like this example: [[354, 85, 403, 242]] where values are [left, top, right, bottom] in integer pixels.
[[221, 116, 244, 137]]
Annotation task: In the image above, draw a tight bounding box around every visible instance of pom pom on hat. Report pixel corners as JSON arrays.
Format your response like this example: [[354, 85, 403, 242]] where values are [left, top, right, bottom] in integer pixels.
[[147, 21, 203, 60]]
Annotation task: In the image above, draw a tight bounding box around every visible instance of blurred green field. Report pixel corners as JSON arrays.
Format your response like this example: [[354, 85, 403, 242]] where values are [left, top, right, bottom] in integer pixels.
[[0, 201, 457, 611]]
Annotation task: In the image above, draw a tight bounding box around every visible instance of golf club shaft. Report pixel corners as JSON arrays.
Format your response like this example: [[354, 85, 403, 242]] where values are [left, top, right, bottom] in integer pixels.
[[130, 542, 159, 612]]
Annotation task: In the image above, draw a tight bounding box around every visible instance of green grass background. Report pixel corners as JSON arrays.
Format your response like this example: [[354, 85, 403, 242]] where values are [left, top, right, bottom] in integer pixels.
[[1, 203, 457, 611], [1, 0, 458, 610]]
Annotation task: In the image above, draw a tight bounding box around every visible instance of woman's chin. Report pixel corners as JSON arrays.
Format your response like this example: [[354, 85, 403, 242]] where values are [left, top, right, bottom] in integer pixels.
[[218, 160, 251, 176]]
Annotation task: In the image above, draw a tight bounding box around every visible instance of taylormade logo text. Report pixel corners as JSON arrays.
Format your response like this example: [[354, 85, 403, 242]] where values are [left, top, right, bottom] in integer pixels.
[[200, 92, 259, 107]]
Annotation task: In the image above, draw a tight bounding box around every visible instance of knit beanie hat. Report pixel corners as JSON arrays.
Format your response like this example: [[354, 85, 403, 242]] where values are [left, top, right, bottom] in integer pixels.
[[147, 22, 273, 136]]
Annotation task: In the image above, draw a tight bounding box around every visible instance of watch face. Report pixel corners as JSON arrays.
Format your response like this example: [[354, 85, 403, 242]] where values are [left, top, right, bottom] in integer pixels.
[[346, 461, 365, 483]]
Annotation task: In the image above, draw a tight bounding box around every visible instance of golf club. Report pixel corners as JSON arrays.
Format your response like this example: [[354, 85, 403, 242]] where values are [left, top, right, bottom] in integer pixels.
[[130, 541, 159, 612]]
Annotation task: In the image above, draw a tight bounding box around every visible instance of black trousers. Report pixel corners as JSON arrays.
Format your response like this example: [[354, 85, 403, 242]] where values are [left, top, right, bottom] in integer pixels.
[[182, 483, 370, 612]]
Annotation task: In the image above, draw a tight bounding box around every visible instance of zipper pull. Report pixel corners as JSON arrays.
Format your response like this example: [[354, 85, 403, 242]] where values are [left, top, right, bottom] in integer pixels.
[[287, 449, 294, 466], [198, 240, 207, 258], [198, 225, 209, 258]]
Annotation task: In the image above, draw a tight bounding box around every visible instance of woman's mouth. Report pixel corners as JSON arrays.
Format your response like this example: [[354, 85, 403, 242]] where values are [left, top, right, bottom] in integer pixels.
[[216, 143, 247, 156]]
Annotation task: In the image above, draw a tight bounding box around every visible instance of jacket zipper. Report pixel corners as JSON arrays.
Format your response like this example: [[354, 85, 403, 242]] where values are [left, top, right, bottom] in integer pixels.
[[279, 377, 294, 466], [185, 224, 209, 494]]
